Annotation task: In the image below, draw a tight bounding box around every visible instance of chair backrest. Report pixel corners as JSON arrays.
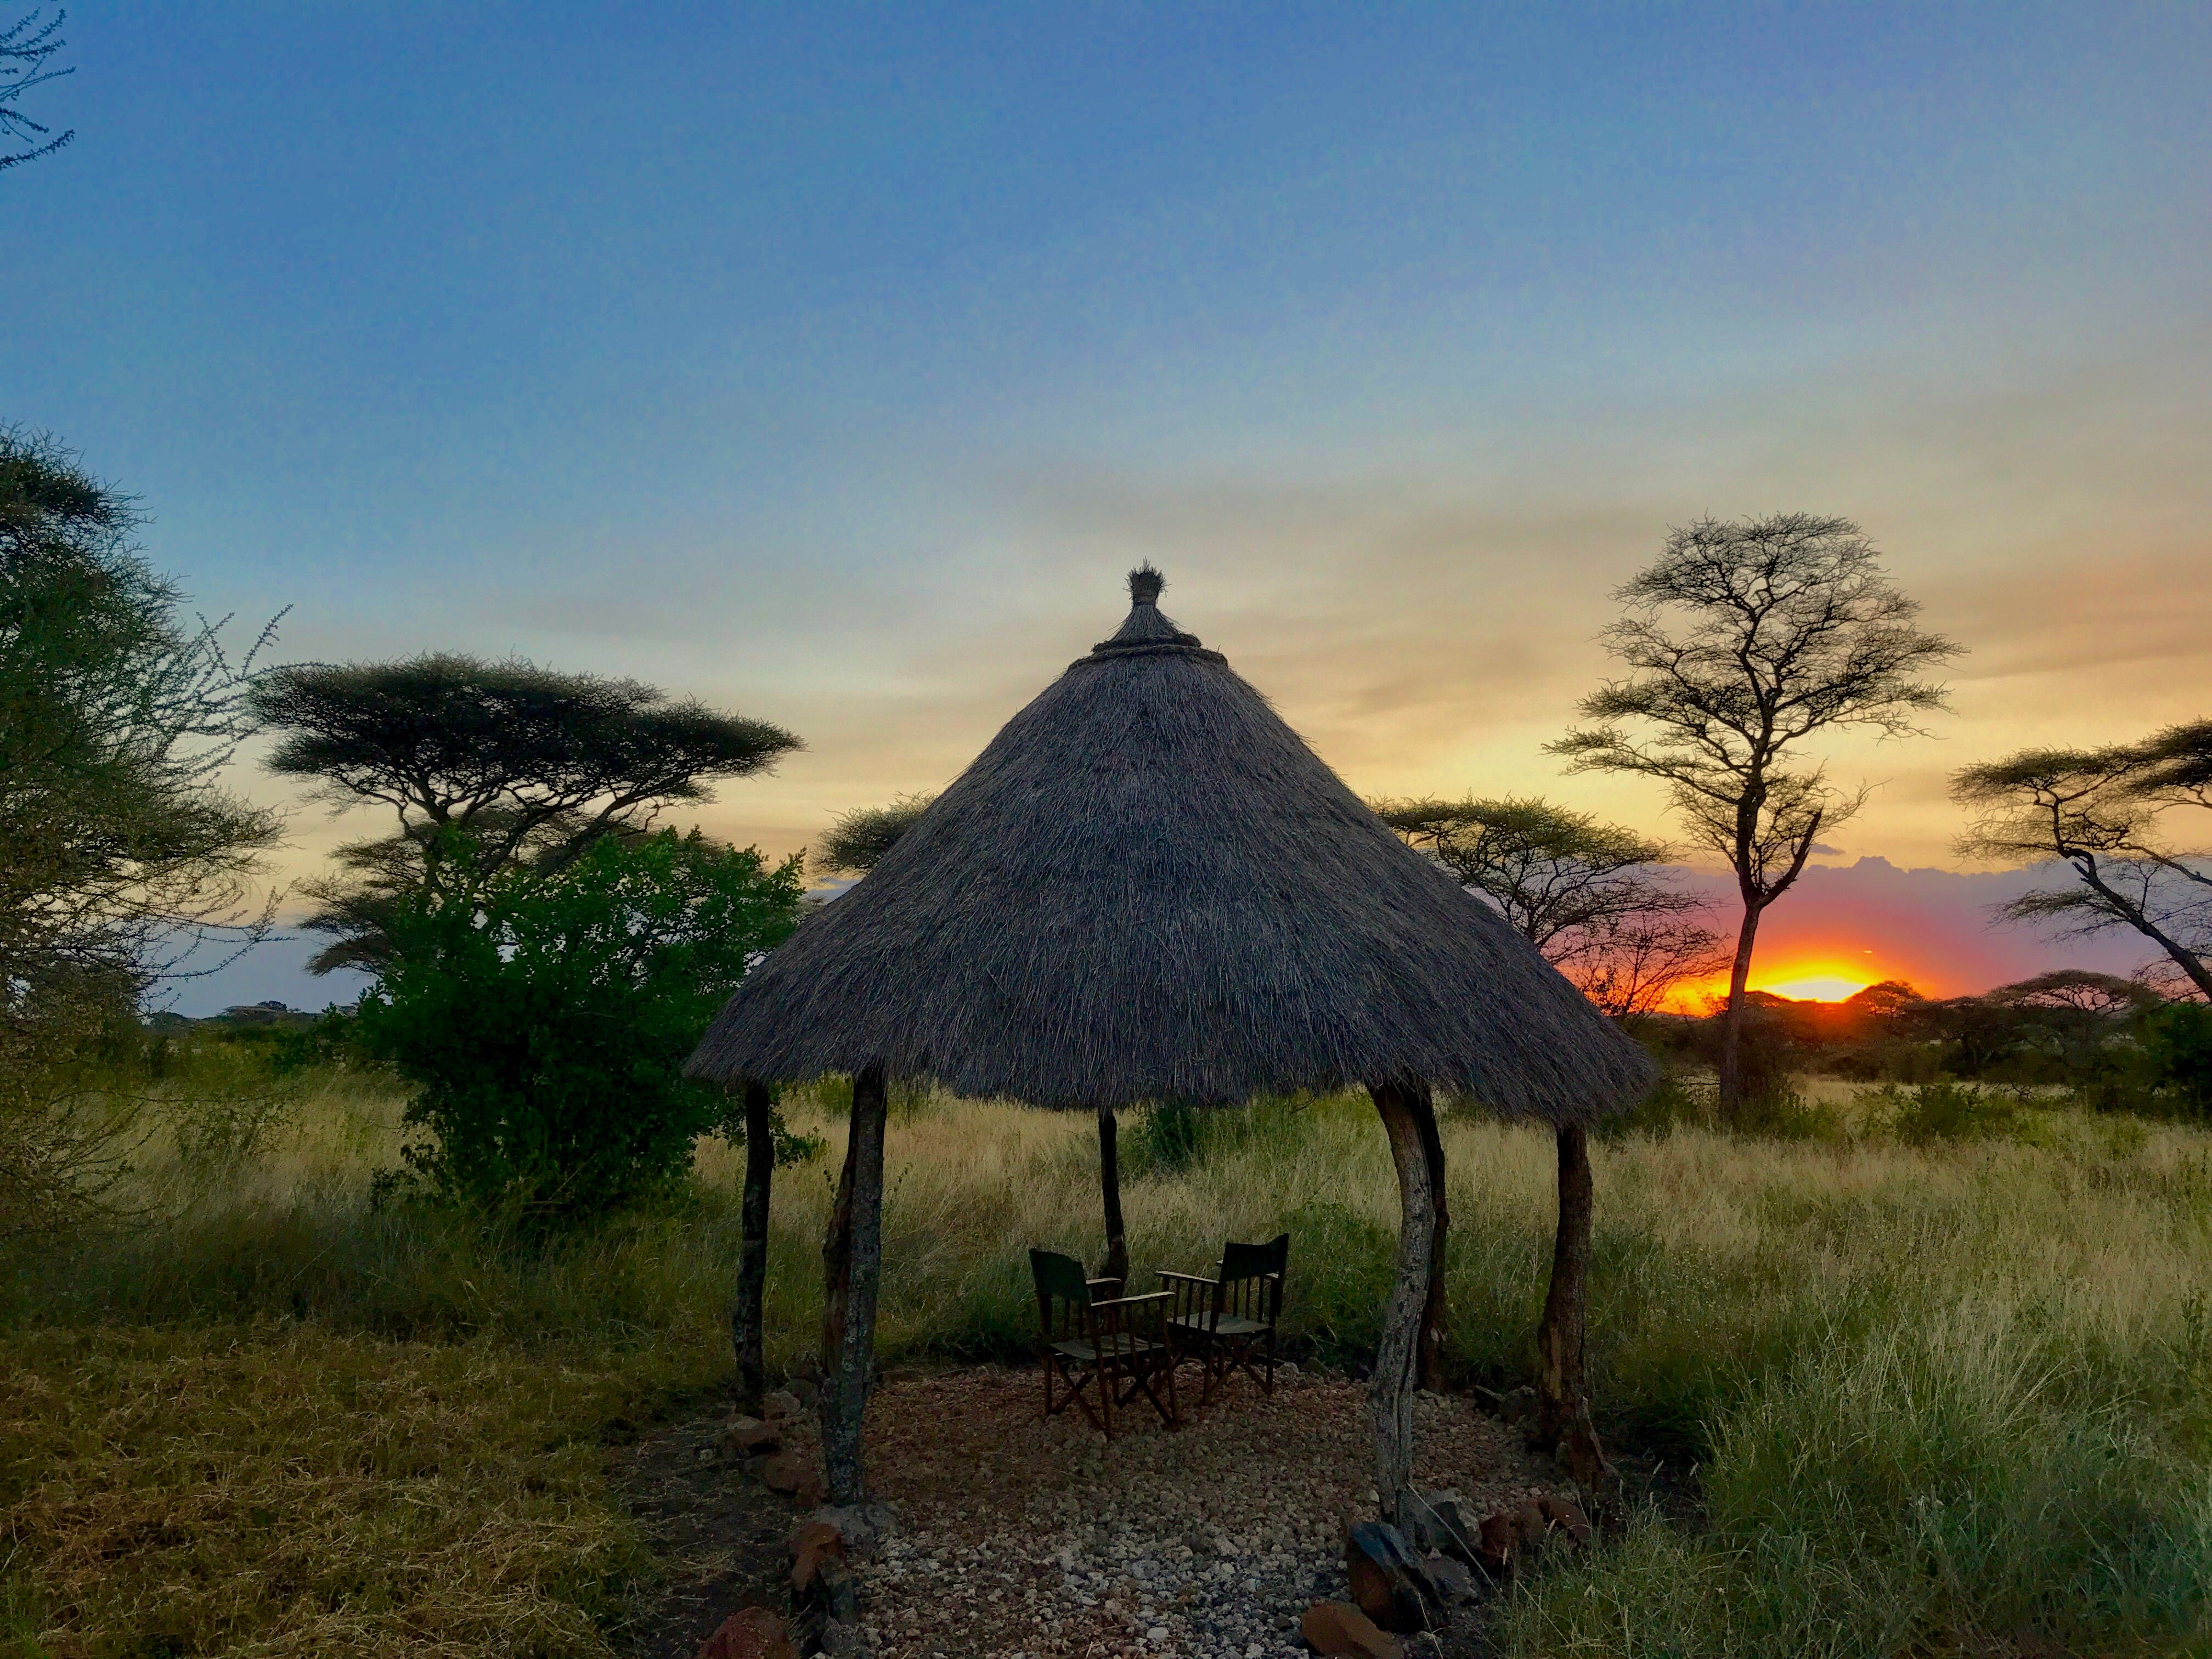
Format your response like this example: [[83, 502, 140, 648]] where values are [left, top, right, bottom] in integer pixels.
[[1030, 1248, 1092, 1340], [1221, 1232, 1289, 1284], [1220, 1232, 1290, 1319]]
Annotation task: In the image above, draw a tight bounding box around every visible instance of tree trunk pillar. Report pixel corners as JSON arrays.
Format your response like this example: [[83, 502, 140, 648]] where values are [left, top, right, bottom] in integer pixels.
[[1717, 900, 1763, 1118], [820, 1064, 889, 1506], [1414, 1097, 1449, 1391], [1097, 1104, 1129, 1291], [1534, 1121, 1617, 1505], [731, 1079, 775, 1415], [1368, 1078, 1437, 1526]]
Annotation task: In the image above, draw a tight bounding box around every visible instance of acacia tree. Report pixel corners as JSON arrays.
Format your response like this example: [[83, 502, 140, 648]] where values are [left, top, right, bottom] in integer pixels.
[[1, 429, 278, 1227], [1554, 514, 1959, 1115], [249, 654, 802, 971], [1954, 723, 2212, 1001], [818, 794, 934, 879], [1, 7, 72, 173], [1380, 797, 1720, 1018], [1379, 794, 1717, 1491]]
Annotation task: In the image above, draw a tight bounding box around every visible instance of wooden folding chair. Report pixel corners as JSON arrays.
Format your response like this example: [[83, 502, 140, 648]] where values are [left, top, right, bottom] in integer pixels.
[[1030, 1248, 1179, 1439], [1158, 1232, 1289, 1408]]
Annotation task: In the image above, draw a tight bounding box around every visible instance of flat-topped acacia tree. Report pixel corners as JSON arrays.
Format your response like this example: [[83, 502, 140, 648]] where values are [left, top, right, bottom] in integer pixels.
[[1954, 721, 2212, 1001], [249, 653, 802, 972], [688, 566, 1654, 1519]]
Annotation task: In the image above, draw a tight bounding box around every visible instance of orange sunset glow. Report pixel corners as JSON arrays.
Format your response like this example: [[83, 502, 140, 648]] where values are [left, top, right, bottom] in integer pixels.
[[1756, 972, 1874, 1004], [1670, 949, 1906, 1010]]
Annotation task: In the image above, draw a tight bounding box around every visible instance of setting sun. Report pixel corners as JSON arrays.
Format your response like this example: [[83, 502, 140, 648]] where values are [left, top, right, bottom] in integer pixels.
[[1667, 950, 1904, 1011], [1757, 974, 1872, 1003]]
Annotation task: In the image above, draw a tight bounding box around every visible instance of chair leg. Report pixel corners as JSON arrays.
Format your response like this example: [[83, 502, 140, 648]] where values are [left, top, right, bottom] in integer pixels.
[[1047, 1353, 1109, 1435]]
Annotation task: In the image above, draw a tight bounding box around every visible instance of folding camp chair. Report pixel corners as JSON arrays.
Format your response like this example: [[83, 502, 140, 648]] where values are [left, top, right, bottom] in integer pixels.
[[1030, 1248, 1180, 1439], [1158, 1232, 1289, 1407]]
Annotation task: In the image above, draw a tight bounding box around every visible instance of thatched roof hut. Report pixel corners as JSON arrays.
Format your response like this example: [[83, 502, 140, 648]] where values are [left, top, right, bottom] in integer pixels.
[[691, 567, 1654, 1520], [689, 567, 1652, 1114]]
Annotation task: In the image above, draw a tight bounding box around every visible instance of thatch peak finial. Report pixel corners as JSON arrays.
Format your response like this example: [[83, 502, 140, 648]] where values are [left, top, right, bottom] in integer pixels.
[[1088, 561, 1212, 658]]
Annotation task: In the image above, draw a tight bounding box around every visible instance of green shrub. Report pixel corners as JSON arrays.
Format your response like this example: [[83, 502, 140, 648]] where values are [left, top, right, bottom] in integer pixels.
[[1871, 1079, 2022, 1146], [1594, 1068, 1713, 1139], [1730, 1083, 1848, 1143], [2143, 1003, 2212, 1120], [1125, 1092, 1315, 1176], [358, 828, 802, 1221]]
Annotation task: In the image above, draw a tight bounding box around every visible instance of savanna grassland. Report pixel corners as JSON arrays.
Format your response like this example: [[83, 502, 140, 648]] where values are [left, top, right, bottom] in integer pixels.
[[5, 1064, 2210, 1659]]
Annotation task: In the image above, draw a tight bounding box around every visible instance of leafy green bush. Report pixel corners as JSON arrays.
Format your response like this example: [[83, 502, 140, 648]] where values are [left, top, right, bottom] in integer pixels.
[[1594, 1067, 1714, 1139], [1871, 1079, 2022, 1146], [358, 828, 803, 1220], [2143, 1002, 2212, 1120], [1730, 1083, 1848, 1143], [1125, 1092, 1316, 1176]]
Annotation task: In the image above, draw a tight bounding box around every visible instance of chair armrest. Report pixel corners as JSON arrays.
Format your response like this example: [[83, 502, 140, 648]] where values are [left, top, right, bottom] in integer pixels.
[[1155, 1270, 1222, 1288], [1092, 1290, 1174, 1311], [1086, 1276, 1125, 1296]]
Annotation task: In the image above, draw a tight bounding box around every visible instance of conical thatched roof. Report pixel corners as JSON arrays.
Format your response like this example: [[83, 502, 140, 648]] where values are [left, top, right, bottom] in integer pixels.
[[689, 568, 1655, 1120]]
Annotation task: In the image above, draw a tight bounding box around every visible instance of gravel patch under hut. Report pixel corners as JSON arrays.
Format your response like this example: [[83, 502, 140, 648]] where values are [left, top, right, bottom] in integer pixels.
[[854, 1367, 1568, 1659]]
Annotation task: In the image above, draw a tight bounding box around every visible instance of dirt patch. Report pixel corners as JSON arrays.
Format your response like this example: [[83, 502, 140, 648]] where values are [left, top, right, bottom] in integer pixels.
[[608, 1403, 809, 1659]]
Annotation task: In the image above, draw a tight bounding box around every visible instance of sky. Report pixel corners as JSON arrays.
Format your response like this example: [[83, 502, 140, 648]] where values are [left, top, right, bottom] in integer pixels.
[[8, 4, 2209, 1013]]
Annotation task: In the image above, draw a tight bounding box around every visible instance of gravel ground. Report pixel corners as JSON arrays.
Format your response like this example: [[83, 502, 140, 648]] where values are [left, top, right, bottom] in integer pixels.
[[850, 1366, 1569, 1659]]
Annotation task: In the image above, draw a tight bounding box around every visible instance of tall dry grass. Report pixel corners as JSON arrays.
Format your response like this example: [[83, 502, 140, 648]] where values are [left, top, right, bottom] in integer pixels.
[[5, 1076, 2210, 1655]]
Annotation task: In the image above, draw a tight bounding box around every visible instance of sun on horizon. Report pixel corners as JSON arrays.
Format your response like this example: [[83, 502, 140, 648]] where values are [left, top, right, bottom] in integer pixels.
[[1756, 972, 1875, 1003], [1666, 954, 1909, 1011]]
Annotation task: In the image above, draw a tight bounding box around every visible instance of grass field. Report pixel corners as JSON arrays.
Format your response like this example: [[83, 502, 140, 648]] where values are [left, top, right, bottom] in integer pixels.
[[4, 1071, 2210, 1657]]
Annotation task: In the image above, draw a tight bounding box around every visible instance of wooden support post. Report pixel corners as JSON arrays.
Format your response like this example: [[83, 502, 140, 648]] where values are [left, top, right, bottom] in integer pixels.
[[1097, 1104, 1129, 1291], [1414, 1095, 1449, 1392], [730, 1079, 775, 1416], [819, 1064, 889, 1506], [1534, 1121, 1617, 1505], [1367, 1077, 1437, 1526]]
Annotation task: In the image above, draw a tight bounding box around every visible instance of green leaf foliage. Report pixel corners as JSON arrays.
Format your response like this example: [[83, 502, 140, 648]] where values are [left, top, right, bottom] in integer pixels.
[[2143, 1002, 2212, 1120], [357, 827, 803, 1220]]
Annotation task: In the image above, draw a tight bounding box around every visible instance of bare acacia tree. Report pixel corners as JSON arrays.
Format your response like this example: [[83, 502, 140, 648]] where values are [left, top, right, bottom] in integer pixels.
[[1378, 796, 1722, 1017], [1379, 794, 1717, 1494], [1954, 721, 2212, 1001], [1, 7, 72, 172], [1553, 514, 1959, 1114]]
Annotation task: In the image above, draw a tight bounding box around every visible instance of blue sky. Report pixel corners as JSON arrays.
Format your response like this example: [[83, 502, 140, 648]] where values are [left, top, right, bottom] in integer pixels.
[[8, 4, 2210, 1010]]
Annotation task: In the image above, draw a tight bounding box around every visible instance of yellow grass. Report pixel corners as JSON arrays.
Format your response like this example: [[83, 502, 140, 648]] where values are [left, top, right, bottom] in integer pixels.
[[5, 1076, 2210, 1656]]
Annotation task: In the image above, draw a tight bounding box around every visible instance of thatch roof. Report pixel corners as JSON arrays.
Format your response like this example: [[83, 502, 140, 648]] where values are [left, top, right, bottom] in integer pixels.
[[689, 568, 1655, 1120]]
